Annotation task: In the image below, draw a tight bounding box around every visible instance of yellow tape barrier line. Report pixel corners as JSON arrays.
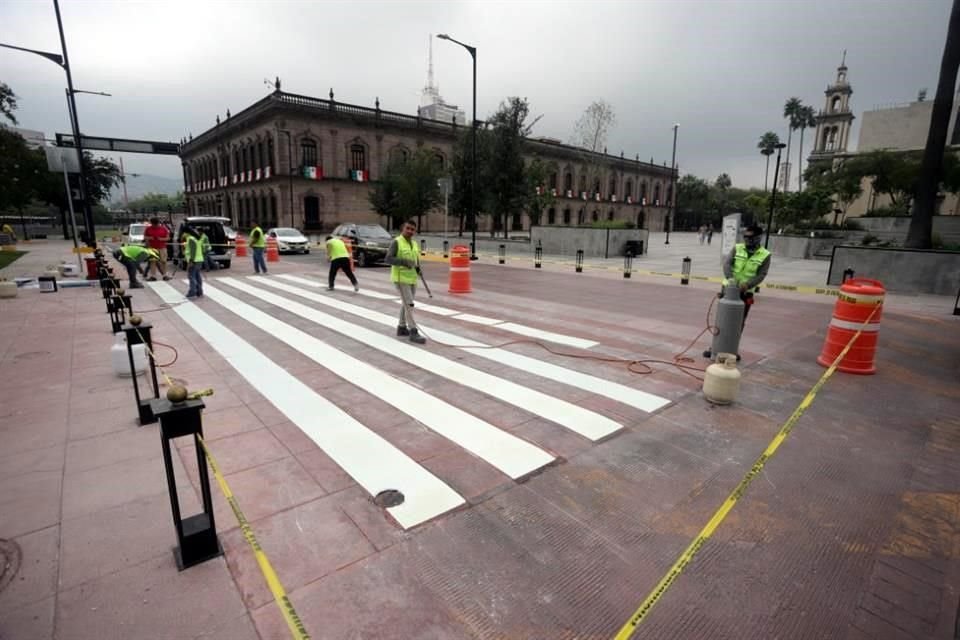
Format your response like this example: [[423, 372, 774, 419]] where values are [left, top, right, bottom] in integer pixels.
[[197, 435, 311, 640], [612, 302, 882, 640]]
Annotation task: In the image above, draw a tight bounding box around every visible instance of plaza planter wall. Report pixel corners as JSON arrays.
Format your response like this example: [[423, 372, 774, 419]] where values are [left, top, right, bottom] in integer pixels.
[[827, 245, 960, 295], [529, 226, 649, 258]]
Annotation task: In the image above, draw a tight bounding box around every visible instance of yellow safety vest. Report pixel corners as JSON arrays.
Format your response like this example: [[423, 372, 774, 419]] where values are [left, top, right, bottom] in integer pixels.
[[250, 226, 266, 248], [390, 235, 419, 285], [326, 237, 350, 260], [728, 244, 771, 291], [120, 245, 159, 261], [185, 235, 204, 262]]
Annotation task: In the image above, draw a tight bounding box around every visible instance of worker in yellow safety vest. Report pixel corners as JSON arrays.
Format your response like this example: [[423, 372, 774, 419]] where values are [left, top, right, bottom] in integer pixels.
[[249, 221, 267, 274], [183, 226, 206, 298], [325, 235, 359, 292], [722, 224, 772, 329], [386, 219, 426, 344], [112, 244, 160, 289]]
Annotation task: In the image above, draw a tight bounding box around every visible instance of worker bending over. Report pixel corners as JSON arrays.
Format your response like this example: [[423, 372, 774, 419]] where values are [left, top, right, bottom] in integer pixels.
[[112, 245, 160, 289], [386, 219, 426, 344], [325, 235, 359, 292]]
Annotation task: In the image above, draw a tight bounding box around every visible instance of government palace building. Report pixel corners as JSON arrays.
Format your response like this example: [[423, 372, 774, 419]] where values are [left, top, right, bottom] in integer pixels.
[[178, 85, 677, 234]]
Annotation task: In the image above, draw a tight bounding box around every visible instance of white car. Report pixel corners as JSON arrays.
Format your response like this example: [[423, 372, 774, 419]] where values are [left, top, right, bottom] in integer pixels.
[[267, 227, 310, 254], [125, 223, 148, 246]]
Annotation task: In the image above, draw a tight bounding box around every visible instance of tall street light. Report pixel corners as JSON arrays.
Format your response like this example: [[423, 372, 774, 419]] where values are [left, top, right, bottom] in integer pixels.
[[0, 0, 96, 246], [665, 123, 679, 245], [764, 142, 787, 248], [436, 33, 478, 260]]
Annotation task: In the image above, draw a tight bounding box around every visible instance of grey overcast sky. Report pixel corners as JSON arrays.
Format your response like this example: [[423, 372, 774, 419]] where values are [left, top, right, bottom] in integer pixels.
[[0, 0, 952, 189]]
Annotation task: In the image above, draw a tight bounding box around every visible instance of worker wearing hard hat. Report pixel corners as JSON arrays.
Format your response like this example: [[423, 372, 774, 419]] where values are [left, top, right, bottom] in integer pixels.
[[112, 244, 160, 289], [723, 224, 772, 330]]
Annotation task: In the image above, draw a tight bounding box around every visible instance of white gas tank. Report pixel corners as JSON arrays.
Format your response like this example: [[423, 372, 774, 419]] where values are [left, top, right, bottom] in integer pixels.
[[111, 334, 147, 377], [703, 353, 741, 405]]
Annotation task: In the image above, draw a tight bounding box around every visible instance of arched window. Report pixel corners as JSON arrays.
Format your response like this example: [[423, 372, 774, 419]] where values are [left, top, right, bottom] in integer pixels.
[[653, 183, 661, 205], [389, 146, 409, 166], [625, 179, 633, 201], [547, 208, 556, 224], [563, 208, 571, 224], [578, 175, 586, 193], [593, 179, 601, 196], [577, 209, 585, 225], [300, 139, 318, 167], [266, 136, 274, 170], [233, 149, 240, 179], [609, 177, 617, 198], [607, 210, 614, 221], [591, 210, 599, 222], [831, 96, 841, 113], [434, 153, 445, 169], [549, 172, 558, 190], [563, 172, 573, 192], [666, 185, 673, 205], [270, 193, 277, 223], [257, 141, 264, 170], [350, 143, 367, 172], [640, 181, 648, 203]]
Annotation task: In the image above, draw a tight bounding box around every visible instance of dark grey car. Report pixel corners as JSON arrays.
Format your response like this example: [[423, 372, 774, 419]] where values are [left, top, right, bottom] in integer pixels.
[[331, 223, 393, 267]]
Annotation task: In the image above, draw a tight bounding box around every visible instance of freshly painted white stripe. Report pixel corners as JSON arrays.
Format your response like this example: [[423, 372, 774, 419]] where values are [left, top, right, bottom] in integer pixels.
[[283, 274, 600, 348], [147, 281, 464, 529], [196, 283, 555, 478], [257, 277, 670, 417], [454, 313, 503, 326], [222, 277, 624, 440], [495, 322, 599, 350], [829, 317, 880, 332], [353, 288, 396, 300]]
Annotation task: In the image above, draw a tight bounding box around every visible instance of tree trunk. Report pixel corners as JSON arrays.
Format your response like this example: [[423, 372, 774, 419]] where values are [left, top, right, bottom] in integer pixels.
[[797, 128, 806, 191], [783, 128, 793, 193], [764, 154, 771, 192], [907, 0, 960, 249]]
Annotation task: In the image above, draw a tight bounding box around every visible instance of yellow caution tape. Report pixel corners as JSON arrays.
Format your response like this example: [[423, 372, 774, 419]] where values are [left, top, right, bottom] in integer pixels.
[[72, 246, 96, 254], [612, 303, 881, 639], [198, 435, 311, 640]]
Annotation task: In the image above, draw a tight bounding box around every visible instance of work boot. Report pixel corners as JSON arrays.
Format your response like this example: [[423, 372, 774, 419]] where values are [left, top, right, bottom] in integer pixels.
[[353, 284, 360, 292], [162, 275, 172, 281], [396, 325, 410, 337], [147, 276, 158, 282], [408, 328, 426, 344], [130, 282, 144, 289]]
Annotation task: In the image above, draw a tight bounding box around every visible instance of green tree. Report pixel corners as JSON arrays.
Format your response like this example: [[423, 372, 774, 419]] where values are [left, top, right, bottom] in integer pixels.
[[369, 149, 442, 231], [82, 154, 121, 206], [449, 128, 493, 235], [0, 82, 17, 125], [796, 105, 817, 191], [123, 191, 185, 214], [775, 187, 833, 229], [487, 97, 534, 237], [368, 163, 402, 227], [850, 150, 920, 213], [783, 97, 804, 192], [757, 131, 780, 192], [908, 0, 960, 248], [714, 173, 732, 216], [522, 155, 556, 227]]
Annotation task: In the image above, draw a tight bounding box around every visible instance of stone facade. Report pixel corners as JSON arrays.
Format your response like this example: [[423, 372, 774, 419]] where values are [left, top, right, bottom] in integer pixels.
[[179, 90, 676, 233]]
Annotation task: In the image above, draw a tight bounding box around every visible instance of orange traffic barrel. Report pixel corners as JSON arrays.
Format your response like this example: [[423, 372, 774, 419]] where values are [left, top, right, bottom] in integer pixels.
[[266, 236, 280, 263], [340, 235, 355, 271], [449, 244, 472, 293], [817, 278, 885, 374], [235, 234, 247, 257]]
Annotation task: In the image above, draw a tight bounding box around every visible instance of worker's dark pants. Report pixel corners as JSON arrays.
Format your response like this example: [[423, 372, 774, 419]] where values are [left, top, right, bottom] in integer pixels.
[[117, 257, 141, 286], [328, 257, 357, 289], [741, 291, 755, 329]]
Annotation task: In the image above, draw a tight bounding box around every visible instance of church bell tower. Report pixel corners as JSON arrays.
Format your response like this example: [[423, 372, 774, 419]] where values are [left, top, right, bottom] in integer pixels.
[[809, 52, 855, 167]]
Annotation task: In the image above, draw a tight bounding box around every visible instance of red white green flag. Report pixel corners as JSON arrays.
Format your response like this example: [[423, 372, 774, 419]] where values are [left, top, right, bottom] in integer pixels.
[[302, 166, 323, 180], [350, 169, 369, 182]]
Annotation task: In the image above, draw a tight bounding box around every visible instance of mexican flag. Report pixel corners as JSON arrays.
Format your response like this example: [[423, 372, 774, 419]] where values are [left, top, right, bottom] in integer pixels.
[[255, 168, 262, 180], [350, 169, 369, 182], [264, 166, 272, 179], [302, 166, 323, 180]]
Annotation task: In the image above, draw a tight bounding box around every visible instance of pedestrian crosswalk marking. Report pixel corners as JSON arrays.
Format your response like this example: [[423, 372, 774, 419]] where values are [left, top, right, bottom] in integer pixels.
[[283, 275, 599, 349], [219, 276, 624, 441], [269, 276, 671, 415], [199, 282, 556, 479], [147, 281, 465, 529]]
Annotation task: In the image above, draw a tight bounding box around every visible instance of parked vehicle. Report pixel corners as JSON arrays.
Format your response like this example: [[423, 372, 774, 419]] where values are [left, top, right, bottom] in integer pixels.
[[171, 216, 233, 269], [267, 227, 310, 254], [330, 223, 393, 267], [124, 223, 148, 246]]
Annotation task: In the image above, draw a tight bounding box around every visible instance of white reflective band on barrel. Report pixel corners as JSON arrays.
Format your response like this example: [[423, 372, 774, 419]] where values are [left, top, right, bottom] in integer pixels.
[[830, 317, 880, 332], [449, 267, 471, 272], [841, 292, 885, 304]]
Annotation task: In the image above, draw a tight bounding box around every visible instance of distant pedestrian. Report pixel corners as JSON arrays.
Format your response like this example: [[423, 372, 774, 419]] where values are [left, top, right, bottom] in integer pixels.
[[707, 226, 714, 245], [249, 221, 267, 274], [387, 219, 426, 344], [183, 226, 205, 298], [325, 235, 359, 292], [143, 217, 172, 281], [112, 245, 160, 289], [698, 224, 706, 245]]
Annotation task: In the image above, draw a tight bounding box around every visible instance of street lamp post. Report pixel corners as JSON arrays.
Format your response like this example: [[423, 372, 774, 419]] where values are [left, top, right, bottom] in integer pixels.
[[276, 128, 296, 227], [665, 123, 678, 245], [764, 143, 787, 249], [0, 0, 96, 246], [437, 33, 478, 260]]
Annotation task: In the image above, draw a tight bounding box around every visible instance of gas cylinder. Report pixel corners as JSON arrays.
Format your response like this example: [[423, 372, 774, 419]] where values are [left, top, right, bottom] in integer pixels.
[[111, 334, 147, 377], [709, 282, 745, 360], [703, 353, 741, 404]]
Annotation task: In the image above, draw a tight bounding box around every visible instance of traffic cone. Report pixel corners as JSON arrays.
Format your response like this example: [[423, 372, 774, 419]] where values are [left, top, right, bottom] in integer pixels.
[[235, 235, 247, 257], [266, 236, 280, 263]]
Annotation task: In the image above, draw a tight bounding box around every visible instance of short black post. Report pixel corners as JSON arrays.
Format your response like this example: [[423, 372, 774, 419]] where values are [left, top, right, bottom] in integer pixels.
[[443, 240, 449, 258], [470, 241, 476, 260], [953, 285, 959, 316], [624, 252, 633, 278], [681, 256, 692, 285], [110, 294, 130, 334], [100, 276, 118, 300], [498, 244, 505, 265], [575, 249, 584, 273], [534, 246, 542, 269], [842, 267, 855, 283], [420, 239, 426, 256], [151, 397, 222, 571], [123, 321, 160, 425]]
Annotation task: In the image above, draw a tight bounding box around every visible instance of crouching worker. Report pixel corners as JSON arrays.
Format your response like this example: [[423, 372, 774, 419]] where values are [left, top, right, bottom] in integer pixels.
[[386, 219, 426, 344], [325, 235, 359, 292], [112, 245, 160, 289]]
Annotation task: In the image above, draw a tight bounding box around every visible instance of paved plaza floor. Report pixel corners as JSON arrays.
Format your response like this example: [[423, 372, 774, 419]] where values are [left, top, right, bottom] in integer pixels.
[[1, 238, 958, 639]]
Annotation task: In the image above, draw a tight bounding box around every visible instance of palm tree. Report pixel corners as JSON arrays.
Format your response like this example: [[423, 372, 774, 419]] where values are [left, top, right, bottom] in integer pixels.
[[782, 97, 803, 193], [796, 105, 818, 191], [757, 131, 780, 192], [715, 173, 732, 217], [907, 0, 960, 248]]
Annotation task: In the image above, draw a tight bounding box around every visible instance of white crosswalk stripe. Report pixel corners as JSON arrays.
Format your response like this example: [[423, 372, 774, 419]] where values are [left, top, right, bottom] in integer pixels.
[[198, 281, 556, 479], [268, 275, 670, 415], [147, 281, 465, 529], [218, 276, 624, 440]]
